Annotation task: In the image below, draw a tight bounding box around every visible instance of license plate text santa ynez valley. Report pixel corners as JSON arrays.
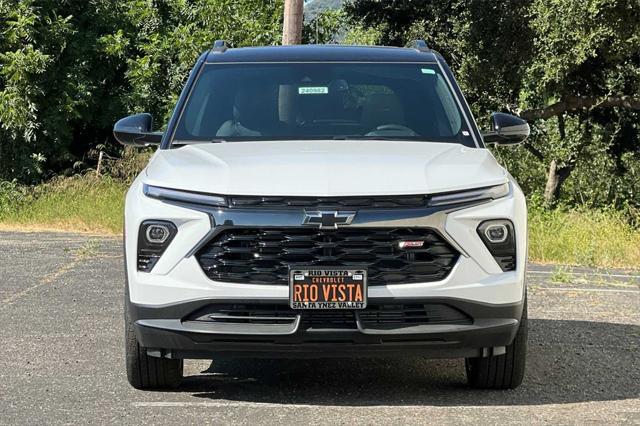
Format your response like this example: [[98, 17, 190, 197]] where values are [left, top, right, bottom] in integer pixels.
[[290, 269, 367, 309]]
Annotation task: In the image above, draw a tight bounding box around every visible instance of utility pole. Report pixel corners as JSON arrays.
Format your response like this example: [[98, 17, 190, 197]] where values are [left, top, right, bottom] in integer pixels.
[[282, 0, 303, 45], [280, 0, 303, 124]]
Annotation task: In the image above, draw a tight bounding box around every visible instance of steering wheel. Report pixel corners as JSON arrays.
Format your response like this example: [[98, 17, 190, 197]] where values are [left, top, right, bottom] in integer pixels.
[[365, 124, 418, 137], [375, 124, 414, 132]]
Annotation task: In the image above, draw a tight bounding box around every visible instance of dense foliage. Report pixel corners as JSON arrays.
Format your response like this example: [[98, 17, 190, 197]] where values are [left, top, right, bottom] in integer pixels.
[[303, 0, 346, 22], [0, 0, 283, 182], [345, 0, 640, 214]]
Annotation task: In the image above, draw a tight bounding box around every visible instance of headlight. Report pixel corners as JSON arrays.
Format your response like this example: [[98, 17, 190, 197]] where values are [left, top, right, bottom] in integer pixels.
[[137, 220, 177, 272], [429, 182, 510, 206], [477, 219, 516, 271], [143, 184, 227, 207]]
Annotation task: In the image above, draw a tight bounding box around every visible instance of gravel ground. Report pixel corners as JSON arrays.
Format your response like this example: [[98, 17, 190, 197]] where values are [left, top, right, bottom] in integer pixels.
[[0, 231, 638, 425]]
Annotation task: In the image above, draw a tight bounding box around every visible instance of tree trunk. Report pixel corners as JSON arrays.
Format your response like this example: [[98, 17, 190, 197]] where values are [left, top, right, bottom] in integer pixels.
[[282, 0, 304, 45], [543, 160, 573, 206], [520, 95, 640, 122]]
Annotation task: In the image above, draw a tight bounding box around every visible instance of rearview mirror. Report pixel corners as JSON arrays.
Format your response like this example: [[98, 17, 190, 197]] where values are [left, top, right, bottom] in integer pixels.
[[113, 113, 163, 146], [482, 112, 530, 145]]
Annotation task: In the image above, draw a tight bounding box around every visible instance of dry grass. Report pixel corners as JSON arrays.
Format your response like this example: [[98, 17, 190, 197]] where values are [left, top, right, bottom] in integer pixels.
[[0, 174, 127, 235], [528, 206, 640, 270], [0, 223, 118, 236]]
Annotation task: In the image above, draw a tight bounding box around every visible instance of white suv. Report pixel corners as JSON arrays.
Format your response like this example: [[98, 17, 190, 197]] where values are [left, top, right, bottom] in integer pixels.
[[115, 41, 530, 390]]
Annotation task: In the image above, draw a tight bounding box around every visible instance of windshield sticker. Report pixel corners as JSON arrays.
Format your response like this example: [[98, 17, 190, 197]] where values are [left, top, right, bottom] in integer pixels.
[[421, 68, 436, 75], [298, 86, 329, 95]]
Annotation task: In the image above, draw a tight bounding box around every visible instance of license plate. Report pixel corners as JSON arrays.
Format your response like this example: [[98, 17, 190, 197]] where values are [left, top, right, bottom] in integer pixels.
[[289, 268, 367, 309]]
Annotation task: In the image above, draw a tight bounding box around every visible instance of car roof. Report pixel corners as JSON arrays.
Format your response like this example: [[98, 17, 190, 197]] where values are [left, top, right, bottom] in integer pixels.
[[205, 44, 439, 63]]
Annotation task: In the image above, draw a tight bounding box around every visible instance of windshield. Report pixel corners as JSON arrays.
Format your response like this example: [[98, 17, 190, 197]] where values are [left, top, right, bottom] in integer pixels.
[[171, 62, 475, 147]]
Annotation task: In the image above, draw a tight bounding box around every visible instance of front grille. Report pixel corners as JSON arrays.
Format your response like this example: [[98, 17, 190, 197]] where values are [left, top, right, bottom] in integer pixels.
[[229, 195, 428, 209], [195, 227, 459, 286], [188, 304, 297, 325], [358, 304, 471, 328], [303, 311, 356, 329], [185, 303, 472, 330]]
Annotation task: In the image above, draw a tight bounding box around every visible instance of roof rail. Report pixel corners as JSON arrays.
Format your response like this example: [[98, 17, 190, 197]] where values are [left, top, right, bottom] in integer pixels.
[[211, 40, 228, 53], [408, 39, 429, 52]]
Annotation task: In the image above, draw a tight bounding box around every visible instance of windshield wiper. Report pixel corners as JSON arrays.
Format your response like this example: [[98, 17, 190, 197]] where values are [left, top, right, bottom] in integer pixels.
[[332, 135, 404, 141], [171, 138, 227, 145]]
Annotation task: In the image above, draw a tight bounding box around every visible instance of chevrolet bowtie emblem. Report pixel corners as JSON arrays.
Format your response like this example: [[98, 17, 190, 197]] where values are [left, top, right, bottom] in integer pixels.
[[303, 210, 357, 229]]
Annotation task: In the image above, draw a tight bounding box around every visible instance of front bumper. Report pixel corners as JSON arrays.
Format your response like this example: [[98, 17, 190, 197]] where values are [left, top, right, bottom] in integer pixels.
[[124, 177, 528, 360], [129, 298, 523, 359], [125, 179, 528, 306]]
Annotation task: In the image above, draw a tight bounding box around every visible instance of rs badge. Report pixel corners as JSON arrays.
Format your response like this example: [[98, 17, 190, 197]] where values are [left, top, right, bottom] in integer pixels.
[[398, 240, 425, 249]]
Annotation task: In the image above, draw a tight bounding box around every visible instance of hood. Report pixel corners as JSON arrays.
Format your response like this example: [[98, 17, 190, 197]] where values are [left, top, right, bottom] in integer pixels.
[[144, 140, 506, 196]]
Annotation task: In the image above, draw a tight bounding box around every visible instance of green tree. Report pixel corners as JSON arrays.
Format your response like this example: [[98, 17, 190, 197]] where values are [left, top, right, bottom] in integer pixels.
[[303, 8, 381, 45], [517, 0, 640, 205], [0, 0, 284, 183], [110, 0, 284, 123], [346, 0, 640, 209], [304, 9, 347, 44]]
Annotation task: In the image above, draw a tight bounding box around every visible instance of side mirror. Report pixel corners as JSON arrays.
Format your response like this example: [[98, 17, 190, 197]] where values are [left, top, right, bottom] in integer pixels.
[[482, 112, 530, 145], [113, 113, 163, 146]]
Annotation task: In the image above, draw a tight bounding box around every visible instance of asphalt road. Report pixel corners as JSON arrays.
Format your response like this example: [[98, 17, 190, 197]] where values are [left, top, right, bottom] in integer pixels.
[[0, 231, 638, 425]]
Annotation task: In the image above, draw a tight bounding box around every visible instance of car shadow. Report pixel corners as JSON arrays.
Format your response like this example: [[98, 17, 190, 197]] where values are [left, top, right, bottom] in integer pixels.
[[176, 319, 639, 406]]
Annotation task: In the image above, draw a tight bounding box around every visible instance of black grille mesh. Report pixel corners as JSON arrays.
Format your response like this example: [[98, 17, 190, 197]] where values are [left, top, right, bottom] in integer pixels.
[[358, 303, 471, 328], [195, 227, 459, 286]]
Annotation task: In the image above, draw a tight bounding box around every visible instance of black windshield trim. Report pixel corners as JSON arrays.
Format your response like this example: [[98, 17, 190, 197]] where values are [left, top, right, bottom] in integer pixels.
[[204, 61, 440, 65], [172, 136, 468, 144]]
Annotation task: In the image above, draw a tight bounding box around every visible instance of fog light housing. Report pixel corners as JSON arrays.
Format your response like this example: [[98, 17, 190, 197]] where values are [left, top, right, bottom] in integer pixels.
[[484, 223, 508, 243], [138, 220, 177, 272], [146, 224, 170, 244], [477, 219, 516, 271]]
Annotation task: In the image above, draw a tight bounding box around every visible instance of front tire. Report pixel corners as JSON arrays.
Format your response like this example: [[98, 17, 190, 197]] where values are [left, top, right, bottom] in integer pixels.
[[465, 297, 527, 389], [125, 288, 183, 390]]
